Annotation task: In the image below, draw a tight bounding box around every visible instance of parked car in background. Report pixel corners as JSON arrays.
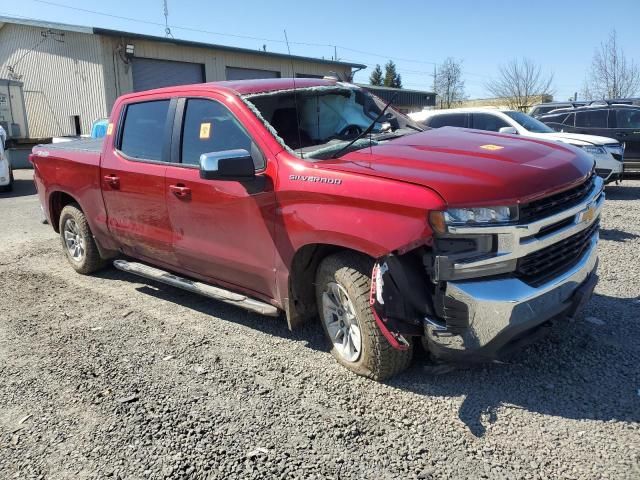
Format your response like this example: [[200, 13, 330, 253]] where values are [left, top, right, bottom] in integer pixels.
[[0, 124, 13, 192], [539, 104, 640, 174], [90, 118, 109, 139], [410, 108, 624, 183], [30, 78, 602, 380], [529, 101, 588, 118]]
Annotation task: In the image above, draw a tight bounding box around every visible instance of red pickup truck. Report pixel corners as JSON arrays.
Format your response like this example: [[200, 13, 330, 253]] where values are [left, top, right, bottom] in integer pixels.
[[31, 78, 603, 380]]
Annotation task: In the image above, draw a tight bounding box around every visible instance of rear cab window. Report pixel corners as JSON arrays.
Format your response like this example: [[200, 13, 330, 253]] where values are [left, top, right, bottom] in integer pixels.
[[118, 100, 171, 162]]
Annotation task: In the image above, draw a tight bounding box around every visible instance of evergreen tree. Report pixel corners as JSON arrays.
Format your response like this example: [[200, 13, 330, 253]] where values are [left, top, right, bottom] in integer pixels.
[[383, 60, 402, 88], [369, 64, 383, 86]]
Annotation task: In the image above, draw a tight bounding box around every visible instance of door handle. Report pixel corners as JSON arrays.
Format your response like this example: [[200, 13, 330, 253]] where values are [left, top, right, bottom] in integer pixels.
[[616, 132, 628, 137], [169, 184, 191, 198], [104, 174, 120, 188]]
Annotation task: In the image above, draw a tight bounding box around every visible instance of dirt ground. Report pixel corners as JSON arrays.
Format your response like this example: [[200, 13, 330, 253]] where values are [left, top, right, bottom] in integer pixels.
[[1, 169, 639, 479]]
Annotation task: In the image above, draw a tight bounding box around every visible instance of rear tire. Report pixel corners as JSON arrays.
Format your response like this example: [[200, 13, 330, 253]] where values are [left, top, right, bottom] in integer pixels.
[[315, 251, 413, 381], [59, 204, 106, 274]]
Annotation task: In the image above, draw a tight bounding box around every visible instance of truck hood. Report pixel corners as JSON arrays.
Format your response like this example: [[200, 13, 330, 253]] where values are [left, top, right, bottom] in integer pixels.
[[320, 127, 594, 207], [523, 131, 619, 146]]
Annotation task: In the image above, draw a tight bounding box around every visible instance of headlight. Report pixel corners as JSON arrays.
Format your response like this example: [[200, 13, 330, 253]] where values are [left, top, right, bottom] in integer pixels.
[[580, 145, 606, 156], [430, 206, 518, 233]]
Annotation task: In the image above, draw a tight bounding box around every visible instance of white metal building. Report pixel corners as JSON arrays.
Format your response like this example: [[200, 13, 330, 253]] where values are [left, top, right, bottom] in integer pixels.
[[0, 16, 365, 138]]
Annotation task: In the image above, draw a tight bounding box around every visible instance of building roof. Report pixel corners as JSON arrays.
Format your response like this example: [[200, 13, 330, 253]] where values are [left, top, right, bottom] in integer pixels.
[[357, 83, 435, 108], [0, 15, 366, 70]]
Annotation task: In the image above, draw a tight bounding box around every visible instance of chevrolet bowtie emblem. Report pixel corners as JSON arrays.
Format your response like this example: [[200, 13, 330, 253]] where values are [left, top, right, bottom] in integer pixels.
[[580, 202, 597, 224]]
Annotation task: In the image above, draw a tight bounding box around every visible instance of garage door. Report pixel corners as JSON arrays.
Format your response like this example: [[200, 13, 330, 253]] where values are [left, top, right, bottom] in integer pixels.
[[225, 67, 281, 80], [132, 58, 205, 92]]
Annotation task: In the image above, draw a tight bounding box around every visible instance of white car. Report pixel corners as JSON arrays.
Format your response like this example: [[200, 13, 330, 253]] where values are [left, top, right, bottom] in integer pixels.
[[410, 108, 624, 183], [0, 125, 13, 192]]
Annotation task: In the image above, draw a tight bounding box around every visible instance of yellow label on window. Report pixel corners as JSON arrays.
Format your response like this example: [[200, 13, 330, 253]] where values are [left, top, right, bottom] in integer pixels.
[[106, 123, 114, 135], [199, 122, 211, 140], [480, 144, 504, 151]]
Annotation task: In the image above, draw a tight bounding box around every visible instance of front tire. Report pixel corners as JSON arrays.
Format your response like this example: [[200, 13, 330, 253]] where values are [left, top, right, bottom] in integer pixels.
[[315, 252, 413, 381], [59, 204, 106, 274]]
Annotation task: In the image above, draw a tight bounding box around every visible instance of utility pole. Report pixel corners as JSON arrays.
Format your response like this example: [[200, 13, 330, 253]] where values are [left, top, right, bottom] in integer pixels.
[[334, 45, 338, 62], [432, 64, 437, 101], [163, 0, 173, 38]]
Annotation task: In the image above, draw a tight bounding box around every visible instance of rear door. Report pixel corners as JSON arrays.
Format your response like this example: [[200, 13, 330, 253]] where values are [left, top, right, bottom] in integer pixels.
[[101, 97, 177, 265], [610, 107, 640, 161], [164, 95, 278, 297]]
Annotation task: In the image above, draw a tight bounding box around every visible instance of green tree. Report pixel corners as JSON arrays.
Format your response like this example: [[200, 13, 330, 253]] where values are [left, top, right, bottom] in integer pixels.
[[383, 60, 402, 88], [369, 64, 383, 86]]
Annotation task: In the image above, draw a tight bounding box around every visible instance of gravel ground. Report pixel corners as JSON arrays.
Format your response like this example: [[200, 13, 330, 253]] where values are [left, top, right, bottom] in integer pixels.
[[0, 169, 639, 480]]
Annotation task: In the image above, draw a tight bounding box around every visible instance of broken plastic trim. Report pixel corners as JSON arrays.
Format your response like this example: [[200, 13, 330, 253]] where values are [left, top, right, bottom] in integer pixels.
[[370, 263, 411, 351]]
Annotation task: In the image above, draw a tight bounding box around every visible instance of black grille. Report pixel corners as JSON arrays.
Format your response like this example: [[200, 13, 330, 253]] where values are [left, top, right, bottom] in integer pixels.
[[596, 168, 612, 178], [519, 174, 595, 223], [516, 220, 599, 287]]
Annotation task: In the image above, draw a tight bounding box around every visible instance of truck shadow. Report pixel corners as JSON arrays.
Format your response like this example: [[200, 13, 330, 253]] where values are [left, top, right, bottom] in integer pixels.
[[599, 227, 640, 242], [93, 267, 329, 353], [604, 182, 640, 200], [0, 178, 37, 198], [391, 292, 640, 437], [94, 268, 639, 438]]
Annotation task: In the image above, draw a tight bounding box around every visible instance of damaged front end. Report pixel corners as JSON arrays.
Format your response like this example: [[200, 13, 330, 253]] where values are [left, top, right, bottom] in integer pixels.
[[370, 247, 471, 354], [370, 175, 603, 362]]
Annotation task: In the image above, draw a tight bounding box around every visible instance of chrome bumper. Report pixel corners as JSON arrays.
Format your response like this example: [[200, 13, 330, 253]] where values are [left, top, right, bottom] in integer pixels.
[[427, 234, 598, 358], [427, 176, 603, 359]]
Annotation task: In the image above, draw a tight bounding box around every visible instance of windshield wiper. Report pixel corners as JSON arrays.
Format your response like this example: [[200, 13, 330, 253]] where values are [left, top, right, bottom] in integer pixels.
[[331, 93, 398, 159]]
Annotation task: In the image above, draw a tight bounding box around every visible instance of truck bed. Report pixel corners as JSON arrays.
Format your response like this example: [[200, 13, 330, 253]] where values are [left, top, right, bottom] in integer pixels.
[[42, 137, 104, 154]]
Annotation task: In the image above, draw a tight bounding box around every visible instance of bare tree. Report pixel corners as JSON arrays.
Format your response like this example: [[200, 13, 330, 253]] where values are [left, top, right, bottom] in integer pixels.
[[486, 58, 554, 110], [585, 30, 640, 100], [435, 57, 466, 108]]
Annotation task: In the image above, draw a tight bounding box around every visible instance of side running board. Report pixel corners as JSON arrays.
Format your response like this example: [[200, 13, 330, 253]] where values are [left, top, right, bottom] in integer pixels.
[[113, 260, 279, 317]]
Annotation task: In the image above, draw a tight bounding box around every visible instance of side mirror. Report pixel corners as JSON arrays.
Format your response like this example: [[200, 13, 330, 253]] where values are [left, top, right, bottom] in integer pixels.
[[499, 126, 518, 135], [199, 149, 255, 180]]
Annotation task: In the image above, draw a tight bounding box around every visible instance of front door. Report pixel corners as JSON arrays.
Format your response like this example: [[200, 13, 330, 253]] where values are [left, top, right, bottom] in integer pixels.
[[165, 97, 277, 297], [101, 98, 177, 265]]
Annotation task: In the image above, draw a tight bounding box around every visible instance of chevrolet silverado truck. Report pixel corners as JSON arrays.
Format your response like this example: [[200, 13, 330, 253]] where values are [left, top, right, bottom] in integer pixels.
[[30, 78, 603, 380]]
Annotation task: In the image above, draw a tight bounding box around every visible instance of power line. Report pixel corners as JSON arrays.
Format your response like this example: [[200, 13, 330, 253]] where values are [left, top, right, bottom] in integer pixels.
[[29, 0, 442, 67]]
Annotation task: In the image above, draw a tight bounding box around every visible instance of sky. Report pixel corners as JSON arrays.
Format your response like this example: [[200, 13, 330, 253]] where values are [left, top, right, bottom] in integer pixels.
[[2, 0, 639, 101]]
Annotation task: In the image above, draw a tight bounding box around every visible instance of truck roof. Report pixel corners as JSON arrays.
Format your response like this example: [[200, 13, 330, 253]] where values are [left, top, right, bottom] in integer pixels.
[[117, 78, 338, 102]]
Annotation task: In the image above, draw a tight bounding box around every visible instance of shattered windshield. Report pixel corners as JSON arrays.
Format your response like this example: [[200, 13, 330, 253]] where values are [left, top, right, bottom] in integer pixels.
[[243, 85, 423, 159]]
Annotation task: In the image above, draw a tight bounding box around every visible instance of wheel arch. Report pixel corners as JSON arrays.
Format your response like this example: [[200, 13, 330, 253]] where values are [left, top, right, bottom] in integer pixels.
[[49, 190, 81, 233], [284, 242, 375, 330]]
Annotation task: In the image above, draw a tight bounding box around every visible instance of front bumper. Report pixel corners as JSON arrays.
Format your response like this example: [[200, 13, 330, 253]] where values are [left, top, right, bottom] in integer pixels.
[[426, 176, 603, 361], [426, 236, 598, 361]]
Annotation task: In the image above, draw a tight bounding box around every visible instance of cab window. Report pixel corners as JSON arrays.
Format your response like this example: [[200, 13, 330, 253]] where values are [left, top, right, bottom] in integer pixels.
[[180, 98, 261, 168], [575, 110, 608, 128], [427, 113, 467, 128], [615, 108, 640, 129], [471, 113, 509, 132], [119, 100, 171, 161]]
